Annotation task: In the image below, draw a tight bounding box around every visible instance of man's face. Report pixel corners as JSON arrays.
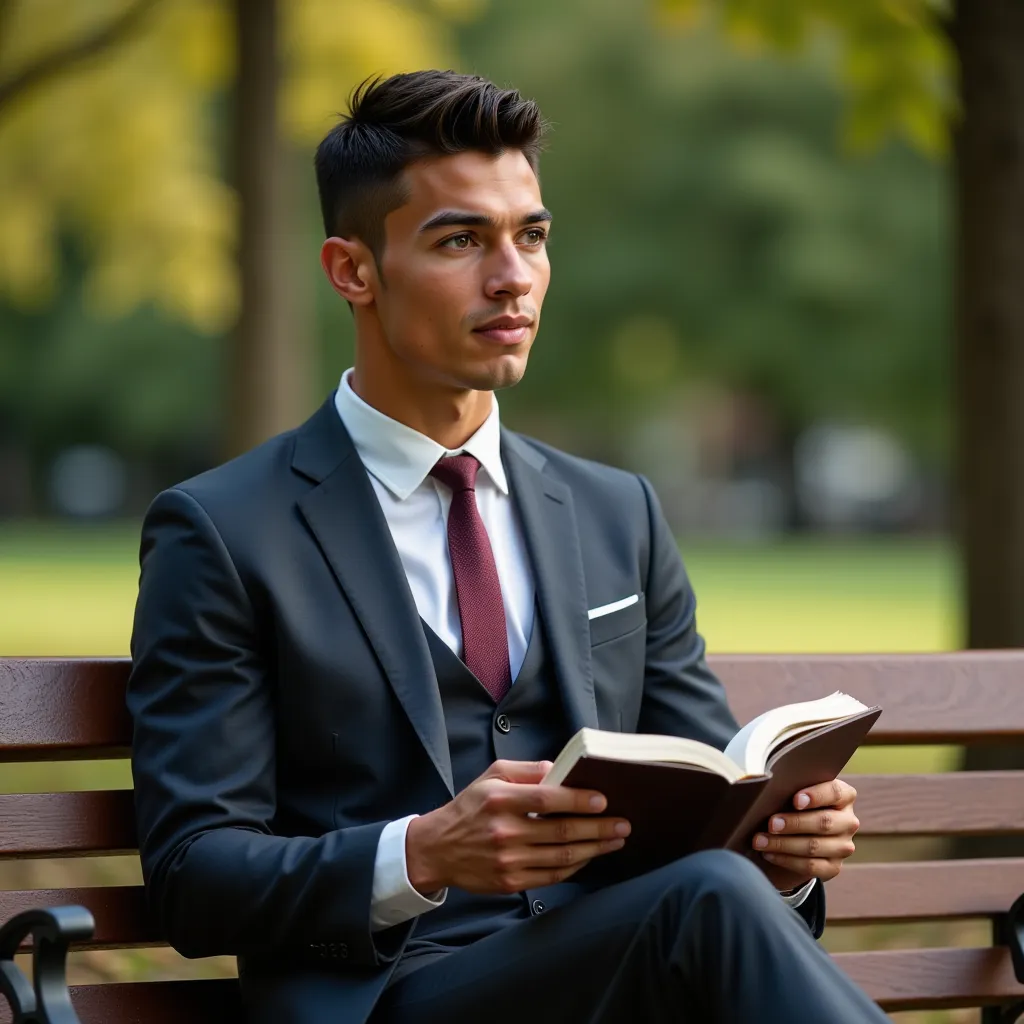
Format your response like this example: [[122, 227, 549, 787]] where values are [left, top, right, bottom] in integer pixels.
[[372, 149, 551, 393]]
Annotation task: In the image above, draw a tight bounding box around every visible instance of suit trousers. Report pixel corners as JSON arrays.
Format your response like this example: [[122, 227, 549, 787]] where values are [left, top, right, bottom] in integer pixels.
[[370, 850, 888, 1024]]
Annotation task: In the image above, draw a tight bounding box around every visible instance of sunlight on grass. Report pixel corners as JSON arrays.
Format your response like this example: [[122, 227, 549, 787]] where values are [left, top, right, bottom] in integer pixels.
[[683, 538, 960, 654], [0, 525, 960, 657], [3, 566, 140, 656], [0, 523, 140, 655]]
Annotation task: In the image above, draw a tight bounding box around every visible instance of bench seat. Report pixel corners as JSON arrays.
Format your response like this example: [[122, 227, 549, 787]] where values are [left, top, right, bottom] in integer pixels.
[[1, 653, 1023, 1022]]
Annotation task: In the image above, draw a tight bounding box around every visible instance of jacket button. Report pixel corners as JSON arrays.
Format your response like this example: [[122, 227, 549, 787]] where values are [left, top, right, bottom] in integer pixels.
[[531, 899, 545, 914], [496, 714, 511, 734]]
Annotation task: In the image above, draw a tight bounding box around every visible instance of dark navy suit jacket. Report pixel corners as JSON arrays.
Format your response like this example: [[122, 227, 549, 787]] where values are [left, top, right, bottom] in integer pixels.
[[127, 393, 824, 1024]]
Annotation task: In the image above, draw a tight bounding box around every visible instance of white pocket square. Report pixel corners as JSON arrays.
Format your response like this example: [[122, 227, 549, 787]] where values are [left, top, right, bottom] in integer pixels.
[[587, 594, 639, 621]]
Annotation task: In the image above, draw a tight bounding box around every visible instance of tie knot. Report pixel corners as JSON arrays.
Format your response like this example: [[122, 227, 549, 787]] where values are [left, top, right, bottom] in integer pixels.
[[430, 453, 480, 493]]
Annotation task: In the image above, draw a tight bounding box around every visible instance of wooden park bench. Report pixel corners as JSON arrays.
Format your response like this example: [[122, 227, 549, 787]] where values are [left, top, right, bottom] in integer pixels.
[[0, 653, 1023, 1023]]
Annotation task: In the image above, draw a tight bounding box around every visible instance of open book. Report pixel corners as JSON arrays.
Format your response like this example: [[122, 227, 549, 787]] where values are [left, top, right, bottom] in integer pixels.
[[542, 692, 881, 882]]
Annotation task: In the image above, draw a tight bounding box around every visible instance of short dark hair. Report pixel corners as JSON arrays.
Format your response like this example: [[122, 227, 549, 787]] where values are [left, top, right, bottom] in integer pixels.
[[314, 70, 549, 265]]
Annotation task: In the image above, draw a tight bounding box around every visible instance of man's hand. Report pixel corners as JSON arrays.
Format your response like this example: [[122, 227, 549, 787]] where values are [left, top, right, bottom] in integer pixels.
[[406, 760, 630, 896], [752, 779, 859, 890]]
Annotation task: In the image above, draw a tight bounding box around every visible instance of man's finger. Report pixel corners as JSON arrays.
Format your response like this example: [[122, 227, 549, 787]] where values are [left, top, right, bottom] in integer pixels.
[[527, 815, 631, 845], [793, 778, 856, 811], [502, 782, 607, 816], [764, 806, 859, 837], [753, 833, 856, 858], [526, 837, 626, 869], [760, 851, 841, 881], [483, 760, 555, 784]]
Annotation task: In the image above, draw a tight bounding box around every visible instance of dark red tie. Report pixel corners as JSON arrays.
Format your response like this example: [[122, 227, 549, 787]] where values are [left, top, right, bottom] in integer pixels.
[[430, 454, 512, 702]]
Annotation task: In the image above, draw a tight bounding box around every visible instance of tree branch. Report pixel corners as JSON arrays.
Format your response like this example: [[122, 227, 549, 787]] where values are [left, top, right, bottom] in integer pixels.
[[0, 1, 18, 59], [0, 0, 160, 113]]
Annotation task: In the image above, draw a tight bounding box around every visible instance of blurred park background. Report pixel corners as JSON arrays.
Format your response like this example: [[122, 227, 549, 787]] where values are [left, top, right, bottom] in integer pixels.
[[2, 0, 1023, 1020]]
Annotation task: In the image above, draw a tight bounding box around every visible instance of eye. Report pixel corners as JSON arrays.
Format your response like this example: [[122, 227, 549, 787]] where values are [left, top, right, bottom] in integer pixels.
[[521, 228, 548, 245], [441, 233, 474, 250]]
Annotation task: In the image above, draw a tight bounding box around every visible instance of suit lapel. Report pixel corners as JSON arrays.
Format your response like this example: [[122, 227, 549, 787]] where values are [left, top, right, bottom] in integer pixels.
[[502, 431, 599, 732], [293, 397, 454, 796]]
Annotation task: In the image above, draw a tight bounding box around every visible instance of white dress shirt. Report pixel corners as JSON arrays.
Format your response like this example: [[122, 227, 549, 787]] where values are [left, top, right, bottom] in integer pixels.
[[333, 368, 813, 932], [335, 369, 535, 930]]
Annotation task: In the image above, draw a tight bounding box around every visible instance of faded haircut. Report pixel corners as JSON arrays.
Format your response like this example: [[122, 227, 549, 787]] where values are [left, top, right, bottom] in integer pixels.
[[314, 70, 549, 268]]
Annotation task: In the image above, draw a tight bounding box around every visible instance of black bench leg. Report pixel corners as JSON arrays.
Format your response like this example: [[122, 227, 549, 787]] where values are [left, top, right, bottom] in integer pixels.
[[984, 893, 1024, 1024], [983, 1005, 1024, 1024], [0, 906, 94, 1024]]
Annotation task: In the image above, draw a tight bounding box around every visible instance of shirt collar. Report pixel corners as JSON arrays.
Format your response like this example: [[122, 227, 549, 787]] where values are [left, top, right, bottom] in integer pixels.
[[334, 368, 508, 501]]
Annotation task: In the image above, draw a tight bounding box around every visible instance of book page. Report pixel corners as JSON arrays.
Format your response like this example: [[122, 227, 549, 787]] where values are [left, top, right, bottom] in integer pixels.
[[723, 691, 871, 776], [544, 728, 746, 786]]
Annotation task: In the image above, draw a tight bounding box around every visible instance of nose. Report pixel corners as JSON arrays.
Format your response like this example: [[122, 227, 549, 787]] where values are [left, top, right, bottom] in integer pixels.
[[484, 241, 533, 300]]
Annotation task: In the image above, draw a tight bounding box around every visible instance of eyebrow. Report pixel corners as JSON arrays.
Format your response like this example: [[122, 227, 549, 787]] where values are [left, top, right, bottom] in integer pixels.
[[418, 208, 553, 234]]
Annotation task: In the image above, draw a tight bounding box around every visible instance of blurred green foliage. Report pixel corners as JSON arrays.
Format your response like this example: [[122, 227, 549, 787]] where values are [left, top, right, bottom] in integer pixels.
[[660, 0, 954, 154], [454, 0, 950, 458], [0, 0, 458, 328], [0, 0, 951, 487]]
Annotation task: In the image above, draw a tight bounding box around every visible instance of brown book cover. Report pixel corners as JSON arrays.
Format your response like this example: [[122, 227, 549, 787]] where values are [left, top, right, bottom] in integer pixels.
[[560, 707, 881, 885]]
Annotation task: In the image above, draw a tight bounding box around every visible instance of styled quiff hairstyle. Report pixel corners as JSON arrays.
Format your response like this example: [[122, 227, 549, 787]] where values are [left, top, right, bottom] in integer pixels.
[[314, 70, 549, 266]]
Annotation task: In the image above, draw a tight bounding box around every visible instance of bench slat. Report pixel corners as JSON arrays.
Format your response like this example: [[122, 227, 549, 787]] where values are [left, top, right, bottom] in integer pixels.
[[4, 858, 1020, 948], [849, 772, 1024, 835], [4, 858, 1020, 949], [1, 773, 1022, 861], [713, 652, 1024, 742], [0, 659, 131, 761], [0, 979, 242, 1024], [0, 887, 154, 949], [0, 792, 136, 858], [835, 946, 1024, 1011], [828, 859, 1024, 923], [0, 947, 1018, 1020], [5, 654, 1024, 758]]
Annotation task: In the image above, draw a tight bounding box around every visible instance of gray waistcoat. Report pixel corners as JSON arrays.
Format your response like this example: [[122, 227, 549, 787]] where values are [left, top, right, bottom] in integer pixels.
[[395, 608, 579, 972]]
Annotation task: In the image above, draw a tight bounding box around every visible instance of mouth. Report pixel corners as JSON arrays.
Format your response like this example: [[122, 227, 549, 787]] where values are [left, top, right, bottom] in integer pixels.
[[472, 318, 534, 346]]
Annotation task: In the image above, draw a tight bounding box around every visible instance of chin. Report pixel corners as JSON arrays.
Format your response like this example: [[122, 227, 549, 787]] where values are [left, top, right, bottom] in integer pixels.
[[459, 352, 529, 392]]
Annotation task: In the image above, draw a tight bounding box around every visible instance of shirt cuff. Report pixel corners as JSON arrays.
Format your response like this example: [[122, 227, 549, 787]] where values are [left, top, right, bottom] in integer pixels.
[[370, 814, 447, 932], [779, 878, 817, 909]]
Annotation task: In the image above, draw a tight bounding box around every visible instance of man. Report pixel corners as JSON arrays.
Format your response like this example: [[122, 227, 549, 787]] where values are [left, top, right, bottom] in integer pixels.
[[128, 70, 887, 1023]]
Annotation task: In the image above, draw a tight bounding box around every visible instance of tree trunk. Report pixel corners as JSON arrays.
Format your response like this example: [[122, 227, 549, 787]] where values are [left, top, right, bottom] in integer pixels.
[[952, 0, 1024, 855], [227, 0, 311, 458]]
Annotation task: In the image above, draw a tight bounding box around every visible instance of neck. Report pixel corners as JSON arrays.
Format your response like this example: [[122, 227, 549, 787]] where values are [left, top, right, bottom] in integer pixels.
[[351, 350, 493, 450]]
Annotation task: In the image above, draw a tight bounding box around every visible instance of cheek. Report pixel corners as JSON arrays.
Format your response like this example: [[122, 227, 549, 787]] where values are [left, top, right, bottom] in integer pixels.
[[382, 268, 473, 359], [530, 253, 551, 302], [385, 262, 466, 328], [407, 252, 475, 304], [536, 264, 551, 302]]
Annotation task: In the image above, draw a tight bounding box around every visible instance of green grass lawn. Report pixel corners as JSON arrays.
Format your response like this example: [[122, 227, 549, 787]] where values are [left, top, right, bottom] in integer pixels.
[[0, 523, 962, 784], [0, 522, 961, 656]]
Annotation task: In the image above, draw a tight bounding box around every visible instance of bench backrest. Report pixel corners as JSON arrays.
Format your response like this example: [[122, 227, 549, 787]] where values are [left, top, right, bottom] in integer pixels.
[[1, 653, 1024, 1022]]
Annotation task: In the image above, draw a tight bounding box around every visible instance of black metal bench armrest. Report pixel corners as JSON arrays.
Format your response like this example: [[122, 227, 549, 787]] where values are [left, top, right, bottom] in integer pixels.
[[988, 893, 1024, 1024], [0, 906, 94, 1024], [1010, 892, 1024, 984]]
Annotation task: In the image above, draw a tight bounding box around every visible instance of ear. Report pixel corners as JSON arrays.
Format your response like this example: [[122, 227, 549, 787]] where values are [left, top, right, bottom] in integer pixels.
[[320, 236, 376, 306]]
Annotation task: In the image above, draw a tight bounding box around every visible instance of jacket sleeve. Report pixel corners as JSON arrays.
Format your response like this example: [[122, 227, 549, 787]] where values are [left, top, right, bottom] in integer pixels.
[[127, 486, 409, 966], [634, 475, 824, 937]]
